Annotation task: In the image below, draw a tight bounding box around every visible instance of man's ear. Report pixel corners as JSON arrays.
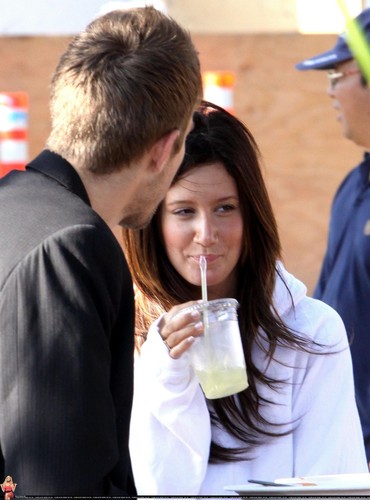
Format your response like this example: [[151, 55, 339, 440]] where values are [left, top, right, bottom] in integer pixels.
[[149, 129, 180, 173]]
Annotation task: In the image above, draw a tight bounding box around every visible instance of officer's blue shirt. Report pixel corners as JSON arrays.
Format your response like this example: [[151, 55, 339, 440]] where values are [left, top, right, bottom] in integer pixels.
[[315, 152, 370, 461]]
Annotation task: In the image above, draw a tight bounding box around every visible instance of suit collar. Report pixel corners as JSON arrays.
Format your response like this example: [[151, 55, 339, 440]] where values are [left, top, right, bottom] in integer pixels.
[[26, 149, 91, 206]]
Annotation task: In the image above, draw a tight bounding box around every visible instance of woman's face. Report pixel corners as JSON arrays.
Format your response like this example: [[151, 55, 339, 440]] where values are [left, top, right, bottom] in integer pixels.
[[160, 162, 244, 299]]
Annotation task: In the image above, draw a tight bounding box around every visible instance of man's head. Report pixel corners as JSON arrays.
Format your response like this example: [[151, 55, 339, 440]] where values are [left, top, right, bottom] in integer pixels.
[[296, 8, 370, 148], [296, 9, 370, 149], [47, 6, 202, 174], [296, 8, 370, 73]]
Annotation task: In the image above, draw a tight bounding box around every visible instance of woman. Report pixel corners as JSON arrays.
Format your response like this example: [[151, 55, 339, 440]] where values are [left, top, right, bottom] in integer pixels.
[[122, 102, 368, 495], [1, 477, 16, 500]]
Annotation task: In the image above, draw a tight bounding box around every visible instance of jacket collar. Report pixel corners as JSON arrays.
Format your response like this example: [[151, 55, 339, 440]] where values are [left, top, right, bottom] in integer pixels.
[[26, 149, 91, 206], [360, 152, 370, 185]]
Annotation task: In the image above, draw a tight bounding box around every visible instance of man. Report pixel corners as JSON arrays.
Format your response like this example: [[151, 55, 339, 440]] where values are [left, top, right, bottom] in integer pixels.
[[0, 6, 202, 496], [296, 8, 370, 464]]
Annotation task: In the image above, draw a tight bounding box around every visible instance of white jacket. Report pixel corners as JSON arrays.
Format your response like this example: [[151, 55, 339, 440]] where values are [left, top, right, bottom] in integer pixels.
[[129, 264, 368, 495]]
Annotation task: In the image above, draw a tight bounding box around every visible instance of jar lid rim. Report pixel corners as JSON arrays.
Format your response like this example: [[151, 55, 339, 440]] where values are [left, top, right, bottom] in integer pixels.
[[180, 298, 239, 314]]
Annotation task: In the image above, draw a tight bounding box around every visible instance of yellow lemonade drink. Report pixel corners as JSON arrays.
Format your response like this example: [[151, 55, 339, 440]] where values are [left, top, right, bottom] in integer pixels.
[[195, 365, 248, 399]]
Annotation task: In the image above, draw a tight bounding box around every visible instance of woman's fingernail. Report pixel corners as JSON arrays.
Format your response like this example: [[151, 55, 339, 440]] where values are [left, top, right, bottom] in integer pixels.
[[191, 310, 201, 320], [194, 321, 203, 330]]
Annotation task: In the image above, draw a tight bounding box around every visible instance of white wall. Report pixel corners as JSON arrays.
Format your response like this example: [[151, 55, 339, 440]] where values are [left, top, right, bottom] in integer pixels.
[[0, 0, 166, 35], [0, 0, 102, 35], [0, 0, 364, 35]]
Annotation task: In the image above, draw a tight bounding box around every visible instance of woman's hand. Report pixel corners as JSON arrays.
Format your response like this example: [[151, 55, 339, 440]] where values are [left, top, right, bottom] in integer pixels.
[[158, 301, 204, 358]]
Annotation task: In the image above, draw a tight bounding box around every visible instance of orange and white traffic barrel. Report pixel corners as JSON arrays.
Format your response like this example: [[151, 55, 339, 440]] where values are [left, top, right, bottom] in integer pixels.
[[202, 71, 235, 113], [0, 91, 28, 178]]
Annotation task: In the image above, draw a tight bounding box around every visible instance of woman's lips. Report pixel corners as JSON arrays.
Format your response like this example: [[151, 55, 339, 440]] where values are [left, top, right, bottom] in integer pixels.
[[192, 254, 219, 264]]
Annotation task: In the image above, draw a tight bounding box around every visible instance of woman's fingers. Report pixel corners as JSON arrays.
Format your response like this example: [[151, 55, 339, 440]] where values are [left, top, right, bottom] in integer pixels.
[[166, 320, 204, 358], [168, 335, 197, 359], [159, 302, 204, 357]]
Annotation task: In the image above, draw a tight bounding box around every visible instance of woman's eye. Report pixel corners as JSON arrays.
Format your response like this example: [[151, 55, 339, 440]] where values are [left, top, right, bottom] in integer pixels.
[[173, 208, 194, 216], [217, 204, 236, 213]]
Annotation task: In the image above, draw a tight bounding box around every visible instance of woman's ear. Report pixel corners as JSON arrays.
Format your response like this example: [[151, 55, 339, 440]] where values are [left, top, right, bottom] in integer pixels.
[[149, 129, 180, 173]]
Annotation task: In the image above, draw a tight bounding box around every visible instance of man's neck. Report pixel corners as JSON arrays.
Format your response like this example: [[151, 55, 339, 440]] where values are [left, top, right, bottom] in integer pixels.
[[77, 164, 145, 229]]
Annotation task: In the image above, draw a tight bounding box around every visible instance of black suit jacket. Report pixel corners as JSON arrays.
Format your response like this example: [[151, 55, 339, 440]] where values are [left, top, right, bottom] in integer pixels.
[[0, 150, 136, 496]]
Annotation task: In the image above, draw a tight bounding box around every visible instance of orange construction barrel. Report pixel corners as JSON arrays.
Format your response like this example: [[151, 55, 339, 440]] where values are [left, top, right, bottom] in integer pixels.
[[0, 91, 28, 177], [202, 71, 235, 113]]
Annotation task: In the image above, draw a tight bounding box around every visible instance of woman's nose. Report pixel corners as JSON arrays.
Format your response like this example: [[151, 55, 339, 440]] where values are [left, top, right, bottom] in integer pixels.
[[193, 216, 218, 246]]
